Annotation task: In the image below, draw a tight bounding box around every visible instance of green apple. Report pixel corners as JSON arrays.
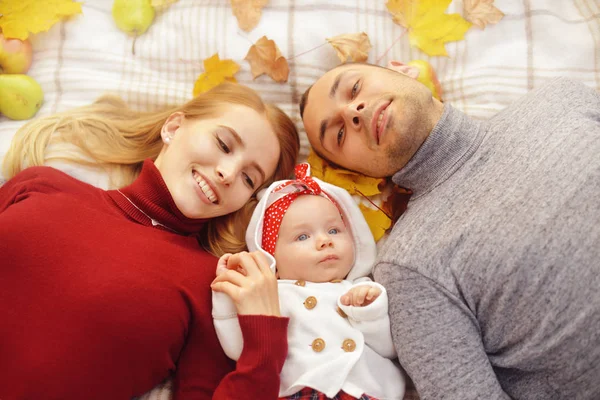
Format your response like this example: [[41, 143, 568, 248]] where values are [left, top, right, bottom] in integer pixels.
[[0, 33, 33, 74]]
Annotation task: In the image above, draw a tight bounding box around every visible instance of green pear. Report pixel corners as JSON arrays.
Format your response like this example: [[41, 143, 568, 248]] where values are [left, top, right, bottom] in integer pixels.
[[112, 0, 155, 36], [0, 74, 44, 120]]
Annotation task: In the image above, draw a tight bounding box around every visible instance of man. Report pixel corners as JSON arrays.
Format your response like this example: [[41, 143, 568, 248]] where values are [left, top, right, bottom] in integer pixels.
[[300, 62, 600, 400]]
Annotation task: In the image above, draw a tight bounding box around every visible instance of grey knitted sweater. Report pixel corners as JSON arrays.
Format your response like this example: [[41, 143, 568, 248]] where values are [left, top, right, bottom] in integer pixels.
[[375, 78, 600, 400]]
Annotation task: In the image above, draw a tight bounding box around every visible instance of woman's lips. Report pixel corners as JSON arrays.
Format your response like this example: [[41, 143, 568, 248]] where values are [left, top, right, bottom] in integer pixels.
[[192, 170, 218, 205]]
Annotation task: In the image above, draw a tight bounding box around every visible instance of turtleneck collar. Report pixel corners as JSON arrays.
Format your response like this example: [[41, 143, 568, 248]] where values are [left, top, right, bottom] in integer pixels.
[[107, 159, 207, 235], [392, 104, 487, 199]]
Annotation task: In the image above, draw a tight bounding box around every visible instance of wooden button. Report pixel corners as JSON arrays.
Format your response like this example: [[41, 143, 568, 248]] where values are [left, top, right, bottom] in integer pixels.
[[330, 279, 343, 283], [341, 339, 356, 352], [311, 338, 326, 352], [304, 296, 317, 310], [294, 280, 305, 287], [336, 306, 348, 319]]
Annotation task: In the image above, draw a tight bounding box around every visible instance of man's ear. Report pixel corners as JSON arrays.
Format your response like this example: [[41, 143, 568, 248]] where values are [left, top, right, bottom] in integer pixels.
[[161, 112, 184, 144], [386, 60, 420, 80]]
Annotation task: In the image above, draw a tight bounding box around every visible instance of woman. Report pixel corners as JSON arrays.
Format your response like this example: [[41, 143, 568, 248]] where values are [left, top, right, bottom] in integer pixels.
[[0, 83, 299, 399]]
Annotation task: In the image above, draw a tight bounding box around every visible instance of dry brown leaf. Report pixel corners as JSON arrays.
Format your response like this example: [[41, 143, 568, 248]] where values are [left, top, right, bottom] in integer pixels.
[[245, 36, 289, 83], [326, 32, 372, 63], [230, 0, 269, 32], [463, 0, 504, 30]]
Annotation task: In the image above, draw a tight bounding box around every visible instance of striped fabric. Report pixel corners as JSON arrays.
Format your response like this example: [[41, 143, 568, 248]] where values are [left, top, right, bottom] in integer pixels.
[[1, 1, 597, 399], [1, 0, 598, 186]]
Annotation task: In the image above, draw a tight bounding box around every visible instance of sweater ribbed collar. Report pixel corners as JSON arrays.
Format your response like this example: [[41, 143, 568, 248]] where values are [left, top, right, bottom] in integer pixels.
[[108, 159, 207, 235], [392, 104, 487, 198]]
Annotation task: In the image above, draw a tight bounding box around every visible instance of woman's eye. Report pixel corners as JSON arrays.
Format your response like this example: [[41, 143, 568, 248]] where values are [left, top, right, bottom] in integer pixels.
[[351, 80, 360, 98], [328, 228, 339, 235], [296, 234, 308, 241], [217, 137, 230, 153], [337, 126, 344, 146], [243, 173, 255, 189]]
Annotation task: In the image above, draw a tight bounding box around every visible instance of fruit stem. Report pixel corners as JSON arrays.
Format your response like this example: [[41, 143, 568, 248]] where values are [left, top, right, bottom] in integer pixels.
[[132, 32, 138, 55]]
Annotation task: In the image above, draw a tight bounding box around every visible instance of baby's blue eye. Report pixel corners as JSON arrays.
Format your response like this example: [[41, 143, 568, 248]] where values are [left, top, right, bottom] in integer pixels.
[[328, 228, 339, 235], [297, 234, 308, 241]]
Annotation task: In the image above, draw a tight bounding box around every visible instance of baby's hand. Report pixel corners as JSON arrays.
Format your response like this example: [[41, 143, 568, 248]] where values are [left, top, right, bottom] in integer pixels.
[[216, 253, 232, 276], [340, 285, 382, 307]]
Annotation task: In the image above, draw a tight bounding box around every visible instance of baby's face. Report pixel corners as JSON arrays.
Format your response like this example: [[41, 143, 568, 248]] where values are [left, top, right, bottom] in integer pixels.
[[273, 195, 354, 282]]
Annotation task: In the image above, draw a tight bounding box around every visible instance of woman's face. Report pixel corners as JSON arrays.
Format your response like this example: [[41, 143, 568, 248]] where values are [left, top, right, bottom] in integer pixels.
[[155, 104, 281, 219]]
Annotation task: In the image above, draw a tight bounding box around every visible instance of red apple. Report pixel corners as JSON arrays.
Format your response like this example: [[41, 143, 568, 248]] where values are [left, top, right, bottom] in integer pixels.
[[0, 33, 33, 74]]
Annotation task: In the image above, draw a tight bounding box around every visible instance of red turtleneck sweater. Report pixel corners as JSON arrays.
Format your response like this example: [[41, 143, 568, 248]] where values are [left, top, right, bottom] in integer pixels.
[[0, 160, 288, 400]]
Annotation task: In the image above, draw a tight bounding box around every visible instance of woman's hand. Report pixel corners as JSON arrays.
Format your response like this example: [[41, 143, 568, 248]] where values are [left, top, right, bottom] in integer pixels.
[[211, 251, 280, 316], [340, 285, 382, 307]]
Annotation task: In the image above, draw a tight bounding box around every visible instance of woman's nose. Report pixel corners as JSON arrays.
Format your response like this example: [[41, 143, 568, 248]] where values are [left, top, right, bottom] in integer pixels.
[[216, 164, 237, 185]]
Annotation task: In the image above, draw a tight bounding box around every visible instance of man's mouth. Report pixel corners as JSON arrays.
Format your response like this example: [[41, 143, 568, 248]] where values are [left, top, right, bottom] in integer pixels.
[[192, 170, 219, 204], [372, 101, 391, 144]]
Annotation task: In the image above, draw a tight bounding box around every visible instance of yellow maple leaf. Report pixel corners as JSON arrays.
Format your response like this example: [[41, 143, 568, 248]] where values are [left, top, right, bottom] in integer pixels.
[[150, 0, 180, 11], [193, 53, 240, 96], [326, 32, 372, 63], [230, 0, 269, 32], [386, 0, 472, 57], [359, 204, 392, 242], [307, 149, 384, 197], [463, 0, 504, 30], [245, 36, 289, 83], [0, 0, 83, 40]]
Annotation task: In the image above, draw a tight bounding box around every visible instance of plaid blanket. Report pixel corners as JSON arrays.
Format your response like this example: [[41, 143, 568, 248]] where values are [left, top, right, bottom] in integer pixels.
[[1, 0, 598, 186], [1, 1, 598, 399]]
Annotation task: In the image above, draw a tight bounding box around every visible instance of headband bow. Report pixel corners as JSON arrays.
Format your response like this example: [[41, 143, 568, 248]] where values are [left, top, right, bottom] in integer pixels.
[[261, 163, 338, 255]]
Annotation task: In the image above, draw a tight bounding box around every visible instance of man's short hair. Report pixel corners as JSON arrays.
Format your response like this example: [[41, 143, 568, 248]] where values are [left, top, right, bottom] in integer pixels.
[[299, 84, 312, 119]]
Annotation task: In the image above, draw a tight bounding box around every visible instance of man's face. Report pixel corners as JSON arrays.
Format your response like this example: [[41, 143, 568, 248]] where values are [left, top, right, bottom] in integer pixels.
[[302, 63, 442, 178]]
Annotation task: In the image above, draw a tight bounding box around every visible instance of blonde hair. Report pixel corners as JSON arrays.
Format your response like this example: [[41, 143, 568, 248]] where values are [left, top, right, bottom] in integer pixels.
[[3, 83, 300, 256]]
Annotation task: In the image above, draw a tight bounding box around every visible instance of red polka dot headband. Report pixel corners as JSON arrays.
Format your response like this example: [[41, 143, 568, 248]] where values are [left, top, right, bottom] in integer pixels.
[[261, 163, 339, 255]]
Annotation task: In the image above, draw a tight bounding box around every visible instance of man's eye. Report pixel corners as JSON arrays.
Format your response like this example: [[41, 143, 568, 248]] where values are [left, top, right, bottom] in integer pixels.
[[337, 126, 344, 146], [328, 228, 339, 235], [296, 234, 308, 241], [243, 173, 255, 189], [217, 137, 230, 153], [351, 80, 360, 98]]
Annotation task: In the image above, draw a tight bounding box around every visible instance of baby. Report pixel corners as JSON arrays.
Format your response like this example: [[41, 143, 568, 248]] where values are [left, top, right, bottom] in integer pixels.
[[212, 163, 406, 400]]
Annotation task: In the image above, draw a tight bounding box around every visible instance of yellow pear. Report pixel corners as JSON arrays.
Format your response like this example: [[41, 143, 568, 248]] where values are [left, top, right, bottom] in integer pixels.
[[112, 0, 155, 36], [0, 74, 44, 120]]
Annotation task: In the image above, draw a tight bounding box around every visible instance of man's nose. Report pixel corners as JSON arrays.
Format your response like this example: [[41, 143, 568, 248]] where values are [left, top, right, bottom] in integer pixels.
[[343, 100, 366, 129]]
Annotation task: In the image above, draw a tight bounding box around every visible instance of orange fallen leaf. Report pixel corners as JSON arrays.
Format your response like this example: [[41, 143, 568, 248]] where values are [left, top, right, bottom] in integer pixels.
[[193, 53, 240, 96], [230, 0, 269, 32], [326, 32, 372, 63], [386, 0, 472, 57], [245, 36, 289, 83], [463, 0, 504, 30]]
